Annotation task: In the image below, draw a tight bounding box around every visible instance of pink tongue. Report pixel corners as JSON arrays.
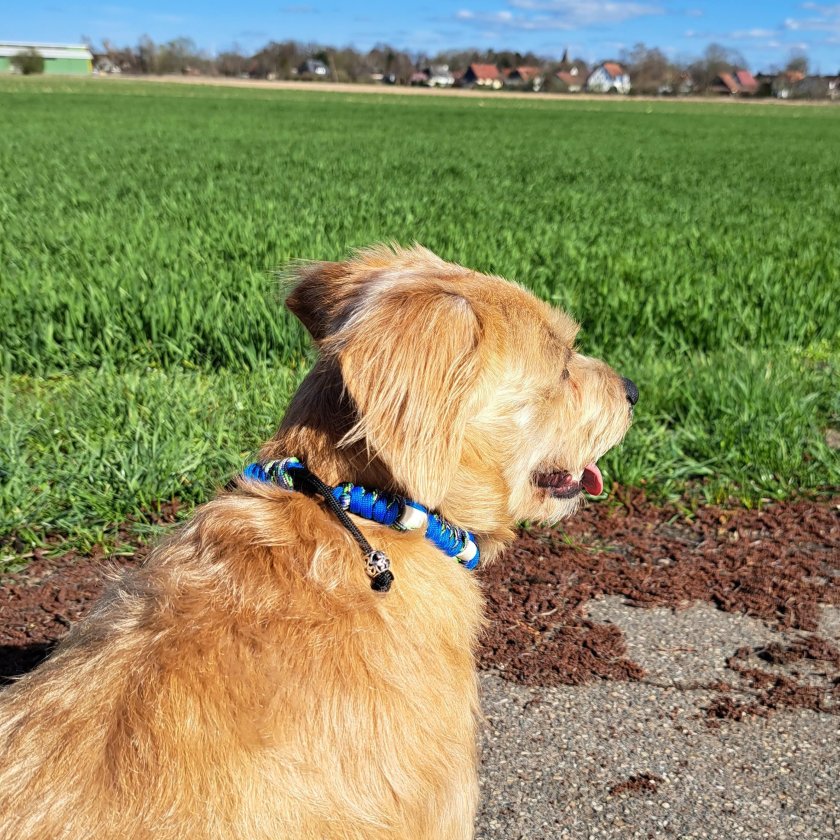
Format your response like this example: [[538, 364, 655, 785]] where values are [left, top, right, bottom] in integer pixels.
[[581, 463, 603, 496]]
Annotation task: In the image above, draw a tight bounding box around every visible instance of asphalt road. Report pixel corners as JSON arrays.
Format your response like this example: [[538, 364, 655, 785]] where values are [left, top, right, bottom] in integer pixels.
[[475, 601, 840, 839]]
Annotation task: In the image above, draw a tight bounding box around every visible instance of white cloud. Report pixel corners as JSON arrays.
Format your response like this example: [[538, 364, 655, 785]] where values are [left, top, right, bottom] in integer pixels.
[[729, 28, 776, 39], [798, 2, 840, 12], [455, 11, 574, 31], [455, 1, 662, 32], [784, 3, 840, 34]]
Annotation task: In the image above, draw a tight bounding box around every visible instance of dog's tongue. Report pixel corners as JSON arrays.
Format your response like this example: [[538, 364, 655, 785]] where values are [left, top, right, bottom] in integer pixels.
[[581, 462, 603, 496]]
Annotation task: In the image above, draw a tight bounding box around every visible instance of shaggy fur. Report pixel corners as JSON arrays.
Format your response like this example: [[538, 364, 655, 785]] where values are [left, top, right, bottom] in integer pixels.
[[0, 245, 633, 839]]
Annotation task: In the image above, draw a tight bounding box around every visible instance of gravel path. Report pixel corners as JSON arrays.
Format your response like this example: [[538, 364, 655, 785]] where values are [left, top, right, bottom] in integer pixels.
[[475, 601, 839, 839]]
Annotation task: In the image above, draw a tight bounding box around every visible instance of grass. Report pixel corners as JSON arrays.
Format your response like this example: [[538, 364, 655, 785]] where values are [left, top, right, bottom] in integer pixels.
[[0, 77, 838, 553]]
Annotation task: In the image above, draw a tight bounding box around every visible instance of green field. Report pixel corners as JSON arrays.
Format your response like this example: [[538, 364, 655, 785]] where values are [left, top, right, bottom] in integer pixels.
[[1, 77, 838, 554]]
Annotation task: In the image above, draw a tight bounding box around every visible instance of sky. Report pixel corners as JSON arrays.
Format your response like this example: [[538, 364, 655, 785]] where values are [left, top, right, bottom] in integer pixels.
[[5, 1, 840, 73]]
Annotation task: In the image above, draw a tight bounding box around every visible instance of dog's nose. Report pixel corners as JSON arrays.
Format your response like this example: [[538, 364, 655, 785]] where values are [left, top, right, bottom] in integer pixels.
[[622, 377, 639, 406]]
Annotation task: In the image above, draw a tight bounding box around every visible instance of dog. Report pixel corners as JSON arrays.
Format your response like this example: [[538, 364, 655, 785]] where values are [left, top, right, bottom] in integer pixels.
[[0, 245, 636, 839]]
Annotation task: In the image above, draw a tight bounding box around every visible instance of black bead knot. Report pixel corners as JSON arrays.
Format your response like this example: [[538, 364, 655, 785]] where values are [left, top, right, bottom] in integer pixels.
[[371, 570, 395, 592]]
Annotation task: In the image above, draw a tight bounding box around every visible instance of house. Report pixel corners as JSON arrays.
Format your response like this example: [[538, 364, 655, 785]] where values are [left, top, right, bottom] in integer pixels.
[[505, 65, 542, 85], [424, 64, 454, 87], [554, 70, 582, 93], [556, 49, 587, 78], [461, 63, 502, 89], [712, 72, 739, 95], [794, 75, 840, 100], [711, 69, 758, 96], [657, 72, 695, 96], [734, 69, 758, 94], [586, 62, 631, 94], [0, 41, 93, 75], [93, 56, 121, 74], [297, 58, 328, 78], [410, 67, 453, 86], [771, 70, 805, 99]]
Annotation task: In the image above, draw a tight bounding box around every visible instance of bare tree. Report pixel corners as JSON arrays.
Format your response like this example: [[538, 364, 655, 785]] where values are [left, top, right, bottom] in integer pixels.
[[621, 43, 674, 94], [785, 50, 808, 75], [136, 34, 158, 74], [217, 46, 249, 77], [688, 43, 747, 91]]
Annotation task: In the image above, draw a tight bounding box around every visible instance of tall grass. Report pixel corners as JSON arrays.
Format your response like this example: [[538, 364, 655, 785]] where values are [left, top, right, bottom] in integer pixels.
[[0, 78, 837, 549]]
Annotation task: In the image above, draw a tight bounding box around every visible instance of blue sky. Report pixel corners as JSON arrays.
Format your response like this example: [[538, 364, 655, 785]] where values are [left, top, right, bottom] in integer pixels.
[[5, 2, 840, 72]]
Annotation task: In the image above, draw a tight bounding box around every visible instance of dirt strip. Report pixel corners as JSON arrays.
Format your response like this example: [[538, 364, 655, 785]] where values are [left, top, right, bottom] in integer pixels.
[[2, 493, 839, 720], [97, 74, 840, 107]]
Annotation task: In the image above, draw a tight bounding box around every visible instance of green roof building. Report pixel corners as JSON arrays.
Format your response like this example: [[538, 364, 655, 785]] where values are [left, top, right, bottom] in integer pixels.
[[0, 42, 93, 75]]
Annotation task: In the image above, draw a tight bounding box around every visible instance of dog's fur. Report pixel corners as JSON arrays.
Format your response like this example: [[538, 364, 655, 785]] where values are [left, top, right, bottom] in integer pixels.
[[0, 246, 633, 839]]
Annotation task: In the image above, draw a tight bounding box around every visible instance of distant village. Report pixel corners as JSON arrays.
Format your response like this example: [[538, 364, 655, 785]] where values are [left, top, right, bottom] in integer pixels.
[[1, 38, 839, 101]]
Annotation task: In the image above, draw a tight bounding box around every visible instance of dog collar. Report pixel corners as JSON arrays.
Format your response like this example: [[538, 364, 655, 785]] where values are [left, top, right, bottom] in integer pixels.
[[243, 458, 480, 591]]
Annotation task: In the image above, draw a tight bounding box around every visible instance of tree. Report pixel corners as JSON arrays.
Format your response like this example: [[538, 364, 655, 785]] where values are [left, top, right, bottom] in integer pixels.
[[155, 38, 209, 74], [100, 39, 142, 73], [621, 43, 674, 94], [11, 48, 45, 75], [688, 43, 747, 92], [217, 47, 248, 77], [249, 41, 304, 79], [785, 51, 808, 75], [136, 34, 158, 74], [332, 47, 371, 82]]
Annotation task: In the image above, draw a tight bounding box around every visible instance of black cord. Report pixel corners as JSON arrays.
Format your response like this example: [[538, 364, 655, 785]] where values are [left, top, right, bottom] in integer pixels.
[[290, 464, 394, 593]]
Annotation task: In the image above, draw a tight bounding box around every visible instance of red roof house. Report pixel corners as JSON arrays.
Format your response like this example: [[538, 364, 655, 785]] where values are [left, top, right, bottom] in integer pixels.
[[555, 70, 583, 92], [462, 63, 502, 88], [602, 62, 625, 78], [735, 69, 758, 94], [507, 65, 540, 82], [713, 69, 758, 95]]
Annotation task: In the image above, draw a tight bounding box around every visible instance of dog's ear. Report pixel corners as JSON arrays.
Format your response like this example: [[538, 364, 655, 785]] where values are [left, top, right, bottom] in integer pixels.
[[285, 246, 450, 343], [326, 286, 481, 508], [285, 261, 353, 342]]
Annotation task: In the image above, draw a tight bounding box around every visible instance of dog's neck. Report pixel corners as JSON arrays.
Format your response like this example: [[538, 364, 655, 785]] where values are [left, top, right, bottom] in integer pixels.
[[259, 361, 396, 494], [259, 361, 515, 562]]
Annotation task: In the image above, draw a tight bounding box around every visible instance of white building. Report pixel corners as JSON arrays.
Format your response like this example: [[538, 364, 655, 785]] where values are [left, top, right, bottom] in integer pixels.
[[586, 62, 631, 94], [425, 64, 454, 87]]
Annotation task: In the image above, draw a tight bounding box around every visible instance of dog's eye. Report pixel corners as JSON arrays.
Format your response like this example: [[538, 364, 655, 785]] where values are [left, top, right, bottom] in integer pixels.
[[561, 368, 570, 381]]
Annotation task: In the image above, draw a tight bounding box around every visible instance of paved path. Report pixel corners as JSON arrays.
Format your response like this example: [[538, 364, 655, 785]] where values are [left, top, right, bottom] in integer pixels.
[[475, 601, 839, 839]]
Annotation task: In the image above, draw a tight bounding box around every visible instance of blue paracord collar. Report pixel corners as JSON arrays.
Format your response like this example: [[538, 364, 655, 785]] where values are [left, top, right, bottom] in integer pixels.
[[243, 457, 480, 572]]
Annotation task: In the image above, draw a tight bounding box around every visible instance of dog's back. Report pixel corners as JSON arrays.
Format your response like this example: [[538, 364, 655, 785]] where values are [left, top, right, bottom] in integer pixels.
[[0, 488, 484, 839]]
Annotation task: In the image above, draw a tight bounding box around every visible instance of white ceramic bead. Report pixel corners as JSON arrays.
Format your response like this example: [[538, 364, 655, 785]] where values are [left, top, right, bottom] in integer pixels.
[[456, 539, 478, 564], [396, 504, 428, 531]]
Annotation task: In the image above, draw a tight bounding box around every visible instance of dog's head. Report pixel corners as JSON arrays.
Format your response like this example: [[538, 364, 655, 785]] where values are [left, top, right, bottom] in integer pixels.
[[285, 245, 635, 548]]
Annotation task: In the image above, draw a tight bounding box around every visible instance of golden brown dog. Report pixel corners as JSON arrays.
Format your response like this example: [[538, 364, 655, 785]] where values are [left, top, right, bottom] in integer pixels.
[[0, 245, 635, 839]]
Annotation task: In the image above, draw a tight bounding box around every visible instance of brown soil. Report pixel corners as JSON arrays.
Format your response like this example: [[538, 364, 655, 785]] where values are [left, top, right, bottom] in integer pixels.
[[479, 491, 839, 680], [2, 492, 839, 721], [608, 773, 665, 797], [703, 640, 840, 724]]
